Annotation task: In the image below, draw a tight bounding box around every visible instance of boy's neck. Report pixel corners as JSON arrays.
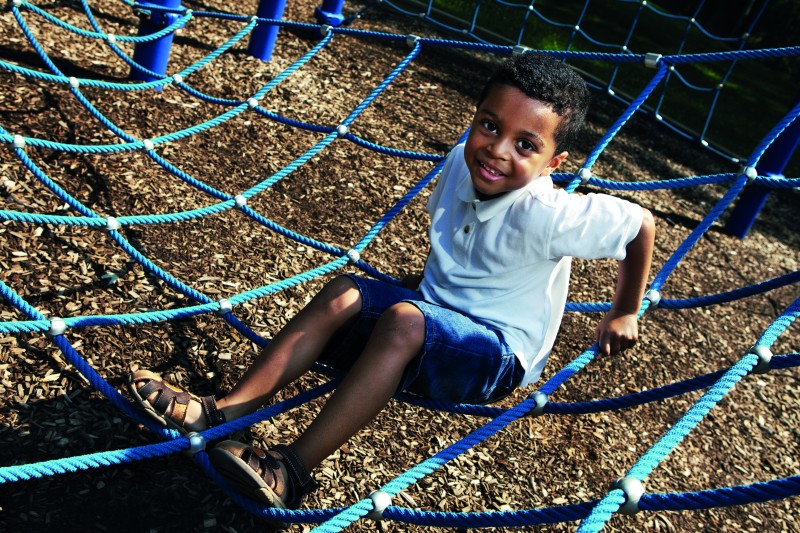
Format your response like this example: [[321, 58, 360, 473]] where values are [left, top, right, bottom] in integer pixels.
[[474, 188, 507, 201]]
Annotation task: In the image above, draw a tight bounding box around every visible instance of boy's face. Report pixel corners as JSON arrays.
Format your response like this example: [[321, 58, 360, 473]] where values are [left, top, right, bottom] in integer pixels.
[[464, 83, 568, 200]]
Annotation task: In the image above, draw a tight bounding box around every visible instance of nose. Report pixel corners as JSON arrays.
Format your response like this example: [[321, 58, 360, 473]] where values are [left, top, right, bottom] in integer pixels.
[[486, 137, 510, 159]]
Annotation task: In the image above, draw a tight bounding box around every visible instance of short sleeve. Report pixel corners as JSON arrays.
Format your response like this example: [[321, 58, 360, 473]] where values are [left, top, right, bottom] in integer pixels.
[[546, 193, 643, 261]]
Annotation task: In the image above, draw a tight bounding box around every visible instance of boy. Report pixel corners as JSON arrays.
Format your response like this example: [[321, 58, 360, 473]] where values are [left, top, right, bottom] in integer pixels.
[[129, 52, 655, 512]]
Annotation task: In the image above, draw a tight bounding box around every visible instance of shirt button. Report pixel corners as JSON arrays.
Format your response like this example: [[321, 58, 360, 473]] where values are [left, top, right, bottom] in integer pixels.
[[464, 226, 470, 233]]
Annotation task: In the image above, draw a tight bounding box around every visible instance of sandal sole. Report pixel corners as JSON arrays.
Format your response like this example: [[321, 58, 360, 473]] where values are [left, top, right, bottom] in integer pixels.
[[209, 446, 288, 527]]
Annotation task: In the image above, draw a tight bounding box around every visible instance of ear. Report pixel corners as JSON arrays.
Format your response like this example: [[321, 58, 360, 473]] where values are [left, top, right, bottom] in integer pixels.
[[543, 151, 569, 175]]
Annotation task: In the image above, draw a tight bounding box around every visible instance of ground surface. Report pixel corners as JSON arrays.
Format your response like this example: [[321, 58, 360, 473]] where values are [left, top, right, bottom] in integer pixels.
[[0, 0, 798, 532]]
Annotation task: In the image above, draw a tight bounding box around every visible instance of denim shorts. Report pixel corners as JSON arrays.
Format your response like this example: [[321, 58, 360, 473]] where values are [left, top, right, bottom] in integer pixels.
[[320, 275, 524, 404]]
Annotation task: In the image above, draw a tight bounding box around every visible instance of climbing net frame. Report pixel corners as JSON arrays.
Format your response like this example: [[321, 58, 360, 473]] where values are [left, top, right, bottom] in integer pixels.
[[0, 0, 799, 531]]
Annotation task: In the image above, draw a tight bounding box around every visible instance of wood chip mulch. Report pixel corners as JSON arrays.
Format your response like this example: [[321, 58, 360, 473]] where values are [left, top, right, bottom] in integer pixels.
[[0, 0, 798, 532]]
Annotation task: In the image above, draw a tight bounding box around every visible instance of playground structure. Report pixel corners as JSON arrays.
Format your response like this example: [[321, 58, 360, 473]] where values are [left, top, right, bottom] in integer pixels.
[[0, 0, 798, 530]]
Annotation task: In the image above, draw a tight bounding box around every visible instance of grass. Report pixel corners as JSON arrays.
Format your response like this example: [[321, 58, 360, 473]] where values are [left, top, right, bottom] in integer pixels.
[[387, 0, 800, 175]]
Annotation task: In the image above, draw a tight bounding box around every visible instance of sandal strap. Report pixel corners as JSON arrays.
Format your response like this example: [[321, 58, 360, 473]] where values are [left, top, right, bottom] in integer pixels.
[[271, 444, 317, 506], [200, 395, 226, 427], [138, 379, 190, 426]]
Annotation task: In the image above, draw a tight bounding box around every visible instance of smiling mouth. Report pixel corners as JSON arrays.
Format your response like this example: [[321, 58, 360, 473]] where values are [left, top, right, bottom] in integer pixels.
[[478, 160, 505, 180]]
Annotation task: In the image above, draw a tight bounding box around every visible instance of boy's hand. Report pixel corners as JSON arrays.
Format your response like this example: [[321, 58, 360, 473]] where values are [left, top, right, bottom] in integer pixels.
[[595, 309, 639, 356]]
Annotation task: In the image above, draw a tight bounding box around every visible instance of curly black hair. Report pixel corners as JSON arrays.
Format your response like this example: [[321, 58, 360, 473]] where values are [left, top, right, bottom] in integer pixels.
[[477, 52, 590, 153]]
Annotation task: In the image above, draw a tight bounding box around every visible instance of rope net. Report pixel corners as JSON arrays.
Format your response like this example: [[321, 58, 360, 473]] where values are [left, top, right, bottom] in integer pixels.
[[0, 0, 798, 530]]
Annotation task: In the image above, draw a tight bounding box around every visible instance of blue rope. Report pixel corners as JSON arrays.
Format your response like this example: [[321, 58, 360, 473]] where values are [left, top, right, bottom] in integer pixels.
[[2, 1, 799, 530]]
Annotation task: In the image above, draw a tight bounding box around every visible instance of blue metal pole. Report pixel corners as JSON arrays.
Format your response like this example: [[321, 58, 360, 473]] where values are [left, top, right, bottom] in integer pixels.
[[315, 0, 346, 26], [725, 105, 800, 239], [130, 0, 184, 86], [248, 0, 288, 62]]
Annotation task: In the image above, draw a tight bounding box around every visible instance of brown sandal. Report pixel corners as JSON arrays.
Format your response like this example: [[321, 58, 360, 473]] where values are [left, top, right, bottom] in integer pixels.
[[209, 441, 316, 524], [128, 370, 226, 435]]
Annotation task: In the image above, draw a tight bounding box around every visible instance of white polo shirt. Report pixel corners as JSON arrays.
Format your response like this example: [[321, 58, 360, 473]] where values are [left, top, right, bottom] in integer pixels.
[[419, 144, 643, 386]]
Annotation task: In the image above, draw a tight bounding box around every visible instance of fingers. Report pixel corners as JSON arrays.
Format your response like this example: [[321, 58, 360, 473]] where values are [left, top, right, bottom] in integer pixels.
[[597, 332, 638, 356]]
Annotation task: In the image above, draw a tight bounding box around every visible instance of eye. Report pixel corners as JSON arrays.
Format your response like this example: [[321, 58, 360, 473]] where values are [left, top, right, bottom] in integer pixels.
[[516, 138, 536, 153], [480, 119, 498, 134]]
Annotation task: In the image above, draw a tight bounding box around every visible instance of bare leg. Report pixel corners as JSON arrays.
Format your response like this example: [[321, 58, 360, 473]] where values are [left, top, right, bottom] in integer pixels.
[[135, 276, 363, 431], [216, 276, 363, 420], [290, 302, 425, 471]]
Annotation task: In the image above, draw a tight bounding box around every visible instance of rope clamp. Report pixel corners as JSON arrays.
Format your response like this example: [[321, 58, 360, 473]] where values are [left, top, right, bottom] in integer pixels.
[[345, 249, 361, 264], [406, 34, 420, 47], [47, 317, 67, 338], [107, 33, 117, 44], [741, 166, 758, 181], [749, 345, 772, 374], [185, 432, 207, 455], [512, 45, 529, 56], [320, 24, 332, 36], [612, 476, 644, 515], [367, 490, 392, 520], [217, 299, 233, 316], [172, 74, 183, 84], [577, 168, 592, 183], [12, 134, 25, 149], [528, 391, 549, 417], [644, 53, 662, 69], [11, 0, 22, 7], [644, 289, 661, 309], [106, 216, 120, 231], [68, 77, 80, 89], [336, 124, 349, 137], [143, 139, 155, 151], [234, 194, 247, 207]]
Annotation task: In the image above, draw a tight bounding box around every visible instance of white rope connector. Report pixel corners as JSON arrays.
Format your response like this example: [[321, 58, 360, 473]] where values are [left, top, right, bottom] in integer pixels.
[[336, 124, 349, 137], [143, 139, 155, 151], [68, 76, 80, 89], [246, 97, 259, 108], [345, 249, 360, 264], [513, 45, 529, 55], [644, 53, 662, 69], [107, 33, 117, 44], [250, 15, 258, 22], [12, 134, 25, 149], [577, 168, 592, 183], [11, 0, 22, 7], [742, 166, 758, 181], [749, 345, 772, 375], [607, 88, 615, 96], [234, 194, 247, 207], [106, 216, 120, 231], [367, 490, 392, 520], [172, 74, 183, 84], [217, 298, 233, 315], [574, 25, 580, 31], [529, 391, 549, 417], [644, 289, 661, 308], [47, 317, 67, 338], [613, 476, 645, 515], [406, 34, 420, 47], [655, 113, 663, 121], [528, 3, 534, 10], [185, 432, 207, 455]]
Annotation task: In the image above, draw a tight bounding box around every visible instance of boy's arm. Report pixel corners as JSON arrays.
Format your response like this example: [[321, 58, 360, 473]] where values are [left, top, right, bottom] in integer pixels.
[[596, 208, 655, 356]]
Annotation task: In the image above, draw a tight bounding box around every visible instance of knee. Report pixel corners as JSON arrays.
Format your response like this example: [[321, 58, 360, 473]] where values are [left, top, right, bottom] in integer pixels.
[[375, 302, 425, 351], [311, 276, 361, 317]]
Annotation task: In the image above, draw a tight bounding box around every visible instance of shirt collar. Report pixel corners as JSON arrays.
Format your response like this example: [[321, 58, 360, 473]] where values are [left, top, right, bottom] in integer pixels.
[[456, 169, 554, 222]]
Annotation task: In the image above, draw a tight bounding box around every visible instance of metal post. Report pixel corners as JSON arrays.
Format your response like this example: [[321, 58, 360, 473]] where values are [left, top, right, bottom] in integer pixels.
[[725, 107, 800, 239], [131, 0, 184, 86], [248, 0, 288, 61], [314, 0, 346, 26]]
